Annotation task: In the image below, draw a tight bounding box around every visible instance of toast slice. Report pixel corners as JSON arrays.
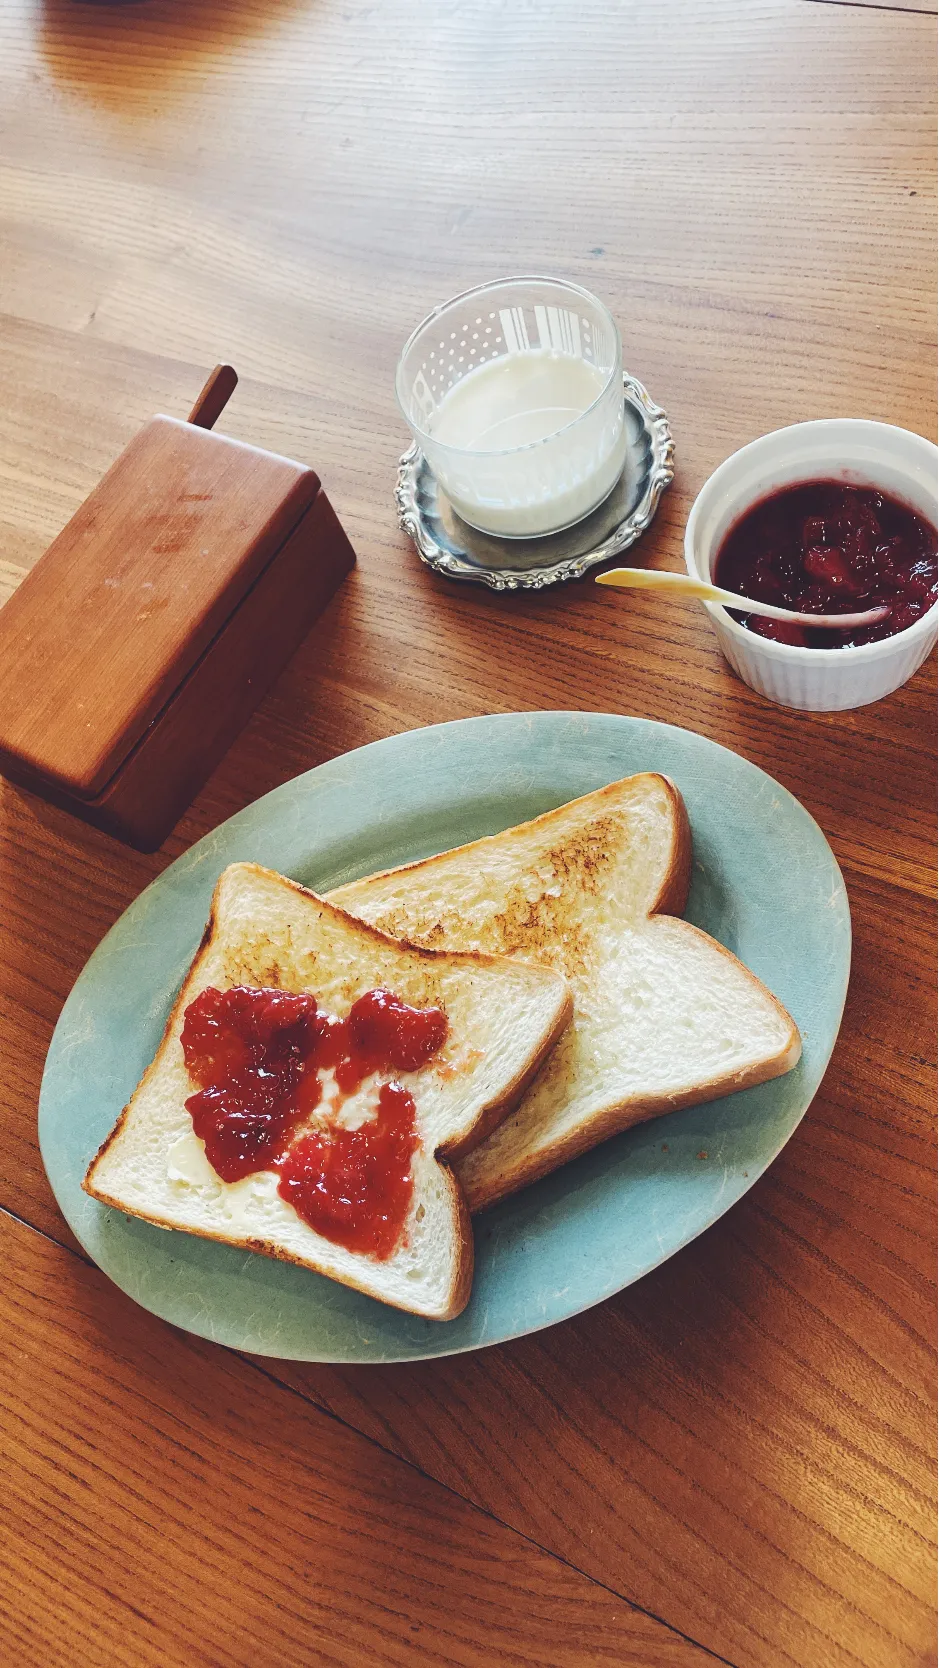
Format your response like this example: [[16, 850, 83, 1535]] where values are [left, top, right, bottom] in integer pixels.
[[329, 773, 801, 1212], [84, 862, 572, 1320]]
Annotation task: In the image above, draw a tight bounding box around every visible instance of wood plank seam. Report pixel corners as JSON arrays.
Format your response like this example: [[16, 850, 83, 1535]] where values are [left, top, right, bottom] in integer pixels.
[[0, 1203, 739, 1667], [243, 1356, 742, 1668], [251, 1325, 933, 1668], [0, 1201, 90, 1265], [489, 1347, 866, 1668], [804, 1, 937, 13]]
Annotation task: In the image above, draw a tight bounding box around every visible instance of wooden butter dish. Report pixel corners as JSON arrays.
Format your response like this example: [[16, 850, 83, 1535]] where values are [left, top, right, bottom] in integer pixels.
[[0, 366, 355, 851]]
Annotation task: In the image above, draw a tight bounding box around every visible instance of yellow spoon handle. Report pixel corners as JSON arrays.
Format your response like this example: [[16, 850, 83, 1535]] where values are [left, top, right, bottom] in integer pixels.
[[596, 568, 721, 600]]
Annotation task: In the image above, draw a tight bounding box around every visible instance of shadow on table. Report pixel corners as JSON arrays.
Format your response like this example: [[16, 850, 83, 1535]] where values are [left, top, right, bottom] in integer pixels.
[[39, 0, 313, 108]]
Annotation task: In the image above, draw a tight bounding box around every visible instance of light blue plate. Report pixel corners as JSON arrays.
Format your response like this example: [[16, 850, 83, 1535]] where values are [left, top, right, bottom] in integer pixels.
[[39, 713, 850, 1363]]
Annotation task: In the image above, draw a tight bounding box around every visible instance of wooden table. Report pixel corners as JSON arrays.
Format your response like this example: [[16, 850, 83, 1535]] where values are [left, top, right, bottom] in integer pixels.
[[1, 0, 935, 1663]]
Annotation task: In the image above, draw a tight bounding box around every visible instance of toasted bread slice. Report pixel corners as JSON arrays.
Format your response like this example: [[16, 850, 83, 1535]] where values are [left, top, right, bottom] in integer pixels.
[[329, 774, 801, 1212], [84, 862, 572, 1320]]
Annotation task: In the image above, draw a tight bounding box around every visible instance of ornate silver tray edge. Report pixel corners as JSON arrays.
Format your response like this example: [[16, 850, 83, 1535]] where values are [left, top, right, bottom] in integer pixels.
[[395, 372, 675, 591]]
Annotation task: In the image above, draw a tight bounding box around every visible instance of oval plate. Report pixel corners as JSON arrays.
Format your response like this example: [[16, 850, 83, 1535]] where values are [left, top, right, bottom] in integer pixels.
[[39, 713, 850, 1363]]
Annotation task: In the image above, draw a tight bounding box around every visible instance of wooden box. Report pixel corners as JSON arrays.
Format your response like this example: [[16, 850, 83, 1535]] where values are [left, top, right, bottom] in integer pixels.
[[0, 368, 355, 851]]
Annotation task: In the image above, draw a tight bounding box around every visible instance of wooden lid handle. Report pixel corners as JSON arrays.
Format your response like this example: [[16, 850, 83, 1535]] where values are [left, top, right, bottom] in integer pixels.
[[187, 364, 238, 429]]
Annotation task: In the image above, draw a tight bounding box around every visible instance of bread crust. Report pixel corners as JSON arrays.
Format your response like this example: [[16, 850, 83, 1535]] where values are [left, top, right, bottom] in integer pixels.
[[462, 916, 802, 1212], [651, 776, 692, 917], [435, 984, 573, 1161], [83, 862, 569, 1319], [331, 772, 801, 1216], [330, 773, 688, 912], [84, 1159, 475, 1321]]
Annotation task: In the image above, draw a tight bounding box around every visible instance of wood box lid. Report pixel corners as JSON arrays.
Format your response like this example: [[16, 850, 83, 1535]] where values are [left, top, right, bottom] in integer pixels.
[[0, 415, 320, 799]]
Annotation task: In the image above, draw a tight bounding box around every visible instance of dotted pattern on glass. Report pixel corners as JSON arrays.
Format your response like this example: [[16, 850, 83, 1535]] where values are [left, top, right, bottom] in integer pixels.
[[397, 279, 626, 536], [408, 304, 608, 424]]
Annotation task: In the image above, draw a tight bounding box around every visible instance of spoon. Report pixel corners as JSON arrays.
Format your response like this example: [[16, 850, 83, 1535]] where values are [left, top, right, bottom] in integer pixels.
[[595, 567, 891, 630]]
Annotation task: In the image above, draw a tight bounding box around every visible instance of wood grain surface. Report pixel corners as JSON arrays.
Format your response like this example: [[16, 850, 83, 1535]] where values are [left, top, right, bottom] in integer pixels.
[[2, 1210, 712, 1668], [0, 0, 935, 1664], [0, 416, 320, 791]]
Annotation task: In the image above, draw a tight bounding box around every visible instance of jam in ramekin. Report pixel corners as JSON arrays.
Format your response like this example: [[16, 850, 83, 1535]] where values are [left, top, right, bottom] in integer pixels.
[[714, 481, 937, 648]]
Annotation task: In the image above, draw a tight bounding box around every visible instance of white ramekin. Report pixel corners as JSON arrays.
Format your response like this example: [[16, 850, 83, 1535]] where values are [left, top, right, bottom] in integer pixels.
[[684, 420, 938, 711]]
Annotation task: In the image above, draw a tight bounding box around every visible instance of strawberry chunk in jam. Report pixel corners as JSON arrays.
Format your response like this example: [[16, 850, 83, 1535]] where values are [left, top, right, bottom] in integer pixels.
[[347, 986, 449, 1075], [714, 481, 937, 648], [179, 983, 448, 1256], [181, 987, 322, 1182], [277, 1082, 420, 1258]]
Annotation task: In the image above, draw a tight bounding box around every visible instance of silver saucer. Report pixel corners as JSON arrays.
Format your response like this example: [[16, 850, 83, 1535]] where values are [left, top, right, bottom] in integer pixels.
[[394, 371, 674, 590]]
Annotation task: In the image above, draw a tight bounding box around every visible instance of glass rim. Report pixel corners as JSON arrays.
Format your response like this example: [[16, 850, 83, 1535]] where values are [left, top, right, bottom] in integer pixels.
[[394, 275, 623, 459]]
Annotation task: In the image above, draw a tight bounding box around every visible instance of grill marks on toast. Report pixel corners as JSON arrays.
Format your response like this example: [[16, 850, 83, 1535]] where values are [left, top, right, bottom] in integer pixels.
[[329, 774, 799, 1213]]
